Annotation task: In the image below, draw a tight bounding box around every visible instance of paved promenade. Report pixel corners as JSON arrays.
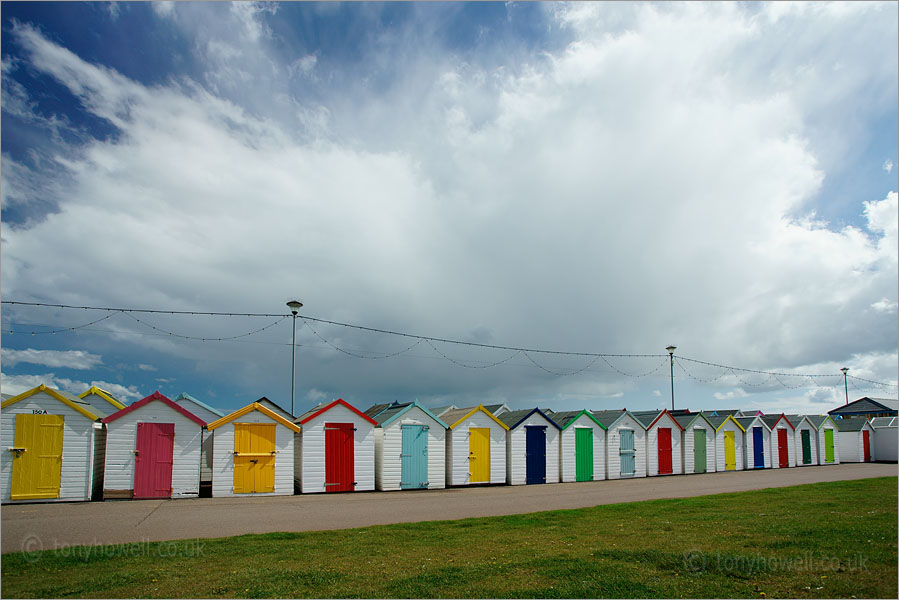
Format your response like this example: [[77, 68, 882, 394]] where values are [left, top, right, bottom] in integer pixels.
[[2, 462, 894, 554]]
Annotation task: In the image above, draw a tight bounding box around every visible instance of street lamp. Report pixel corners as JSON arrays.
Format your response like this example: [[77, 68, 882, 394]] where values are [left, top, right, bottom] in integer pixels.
[[840, 367, 849, 406], [287, 300, 304, 416], [666, 345, 677, 411]]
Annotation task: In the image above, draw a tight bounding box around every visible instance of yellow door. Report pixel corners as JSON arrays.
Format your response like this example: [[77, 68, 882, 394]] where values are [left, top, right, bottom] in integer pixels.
[[469, 427, 490, 483], [11, 414, 64, 500], [724, 431, 736, 471], [233, 423, 276, 493]]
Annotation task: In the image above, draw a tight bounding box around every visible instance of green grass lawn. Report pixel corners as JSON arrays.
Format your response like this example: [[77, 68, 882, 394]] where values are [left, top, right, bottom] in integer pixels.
[[2, 477, 896, 598]]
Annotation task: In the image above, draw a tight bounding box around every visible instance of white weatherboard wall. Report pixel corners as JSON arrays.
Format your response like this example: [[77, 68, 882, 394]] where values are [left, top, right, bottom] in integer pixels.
[[872, 425, 897, 462], [645, 413, 682, 477], [560, 416, 606, 482], [818, 422, 841, 465], [744, 421, 771, 470], [794, 420, 818, 466], [506, 414, 560, 486], [375, 406, 445, 491], [446, 411, 506, 486], [714, 422, 744, 472], [769, 423, 796, 468], [838, 424, 875, 463], [298, 403, 375, 493], [682, 422, 716, 474], [605, 414, 646, 480], [103, 401, 203, 498], [1, 392, 100, 503], [211, 411, 295, 497], [173, 398, 221, 482]]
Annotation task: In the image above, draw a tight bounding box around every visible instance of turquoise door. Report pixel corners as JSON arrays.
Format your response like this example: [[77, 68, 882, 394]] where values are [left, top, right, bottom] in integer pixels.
[[620, 429, 636, 476], [400, 425, 428, 489]]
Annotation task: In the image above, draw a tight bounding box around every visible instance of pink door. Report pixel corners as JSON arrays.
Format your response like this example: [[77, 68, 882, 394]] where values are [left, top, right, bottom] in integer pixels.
[[134, 422, 175, 499]]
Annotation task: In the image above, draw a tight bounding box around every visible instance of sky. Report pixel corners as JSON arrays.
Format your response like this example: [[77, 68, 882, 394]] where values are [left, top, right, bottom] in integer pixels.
[[1, 1, 897, 418]]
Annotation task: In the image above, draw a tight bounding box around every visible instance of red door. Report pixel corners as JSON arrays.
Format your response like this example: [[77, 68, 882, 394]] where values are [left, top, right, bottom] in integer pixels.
[[325, 423, 354, 492], [658, 428, 672, 474], [777, 429, 789, 468], [862, 430, 871, 462], [134, 422, 175, 499]]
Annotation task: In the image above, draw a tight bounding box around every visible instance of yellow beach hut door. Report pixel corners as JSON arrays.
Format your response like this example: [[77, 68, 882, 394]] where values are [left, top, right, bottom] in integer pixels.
[[11, 414, 64, 500], [724, 431, 736, 471], [233, 423, 276, 493], [469, 427, 490, 483]]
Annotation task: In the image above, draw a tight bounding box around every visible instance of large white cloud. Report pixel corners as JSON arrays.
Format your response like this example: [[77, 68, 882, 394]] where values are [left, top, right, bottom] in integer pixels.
[[1, 3, 896, 413]]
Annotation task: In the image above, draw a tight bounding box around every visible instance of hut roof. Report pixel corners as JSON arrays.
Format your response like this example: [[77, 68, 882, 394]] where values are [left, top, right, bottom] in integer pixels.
[[441, 405, 510, 430], [496, 408, 561, 431], [550, 409, 607, 430], [102, 391, 206, 426], [374, 401, 447, 429], [295, 398, 377, 426], [2, 384, 105, 421], [208, 402, 300, 432]]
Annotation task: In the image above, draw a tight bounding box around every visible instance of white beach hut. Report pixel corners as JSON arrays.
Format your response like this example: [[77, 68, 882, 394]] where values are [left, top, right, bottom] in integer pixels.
[[870, 417, 897, 462], [762, 414, 796, 468], [591, 410, 647, 479], [673, 412, 717, 474], [206, 402, 300, 497], [2, 384, 106, 503], [736, 415, 772, 469], [836, 417, 875, 463], [370, 401, 447, 491], [785, 415, 818, 466], [442, 405, 510, 486], [807, 415, 840, 465], [173, 392, 224, 493], [551, 410, 607, 483], [101, 391, 206, 499], [703, 414, 745, 472], [633, 409, 684, 476], [295, 399, 377, 493], [497, 408, 561, 486]]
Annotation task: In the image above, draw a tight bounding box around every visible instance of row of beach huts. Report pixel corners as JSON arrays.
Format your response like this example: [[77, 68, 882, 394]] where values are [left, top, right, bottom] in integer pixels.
[[1, 383, 893, 503]]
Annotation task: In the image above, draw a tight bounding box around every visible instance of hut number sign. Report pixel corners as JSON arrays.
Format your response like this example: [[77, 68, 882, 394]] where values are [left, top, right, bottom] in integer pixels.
[[32, 409, 48, 414]]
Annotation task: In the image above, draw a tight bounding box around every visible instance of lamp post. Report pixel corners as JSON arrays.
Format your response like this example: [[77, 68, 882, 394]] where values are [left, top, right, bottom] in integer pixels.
[[840, 367, 849, 406], [666, 345, 677, 411], [287, 300, 304, 416]]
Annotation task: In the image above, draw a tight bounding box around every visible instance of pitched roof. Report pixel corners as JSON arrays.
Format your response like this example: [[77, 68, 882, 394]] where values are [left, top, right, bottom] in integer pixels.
[[673, 412, 715, 430], [256, 397, 295, 421], [631, 409, 684, 431], [430, 405, 456, 417], [805, 415, 837, 429], [828, 397, 899, 416], [102, 391, 206, 426], [702, 413, 746, 432], [374, 401, 447, 429], [482, 403, 511, 416], [834, 417, 873, 432], [441, 405, 510, 430], [79, 385, 127, 410], [761, 414, 794, 430], [784, 414, 814, 428], [590, 409, 645, 430], [550, 410, 607, 430], [296, 398, 377, 426], [2, 384, 105, 421], [207, 402, 300, 432], [871, 417, 897, 428], [364, 402, 394, 419], [735, 416, 770, 431], [496, 408, 561, 431], [174, 392, 224, 418]]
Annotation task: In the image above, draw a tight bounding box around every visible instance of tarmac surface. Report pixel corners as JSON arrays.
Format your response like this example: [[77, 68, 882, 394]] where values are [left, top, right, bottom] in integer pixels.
[[2, 462, 894, 554]]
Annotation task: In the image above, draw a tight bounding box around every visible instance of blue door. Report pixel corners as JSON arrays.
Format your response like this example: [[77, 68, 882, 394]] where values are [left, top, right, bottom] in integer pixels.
[[525, 426, 546, 484], [752, 427, 765, 469], [400, 425, 428, 489]]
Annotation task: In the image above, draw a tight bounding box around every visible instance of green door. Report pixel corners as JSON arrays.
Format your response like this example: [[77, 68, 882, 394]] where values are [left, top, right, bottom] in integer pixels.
[[801, 430, 812, 465], [693, 429, 706, 473], [575, 428, 594, 482], [824, 429, 835, 463]]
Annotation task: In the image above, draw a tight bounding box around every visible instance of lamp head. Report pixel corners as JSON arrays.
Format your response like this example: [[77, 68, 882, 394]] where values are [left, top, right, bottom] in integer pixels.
[[287, 300, 304, 315], [840, 367, 849, 375], [665, 345, 676, 355]]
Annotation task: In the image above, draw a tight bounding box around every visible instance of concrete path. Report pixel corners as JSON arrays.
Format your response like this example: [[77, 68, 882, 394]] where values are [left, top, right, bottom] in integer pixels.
[[2, 463, 894, 554]]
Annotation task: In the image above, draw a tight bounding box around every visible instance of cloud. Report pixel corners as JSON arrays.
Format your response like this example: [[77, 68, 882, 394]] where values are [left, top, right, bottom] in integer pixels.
[[884, 159, 894, 173], [2, 349, 103, 369], [1, 5, 896, 412], [713, 389, 751, 401], [0, 372, 142, 401]]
